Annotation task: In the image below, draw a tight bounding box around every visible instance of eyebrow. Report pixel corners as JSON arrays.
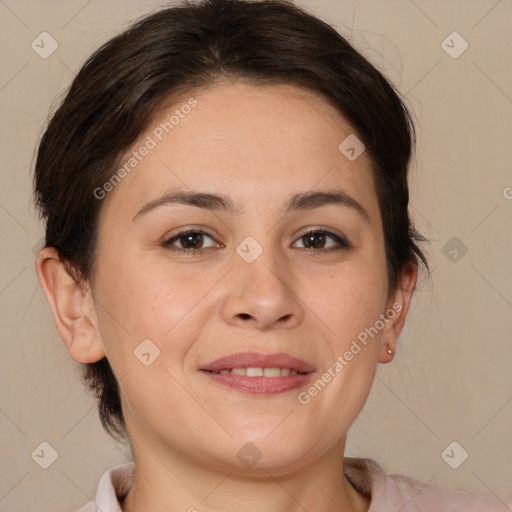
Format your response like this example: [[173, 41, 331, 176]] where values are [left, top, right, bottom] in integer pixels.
[[132, 188, 369, 222]]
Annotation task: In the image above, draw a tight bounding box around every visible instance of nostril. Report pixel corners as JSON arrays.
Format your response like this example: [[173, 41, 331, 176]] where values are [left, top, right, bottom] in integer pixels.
[[239, 313, 251, 320]]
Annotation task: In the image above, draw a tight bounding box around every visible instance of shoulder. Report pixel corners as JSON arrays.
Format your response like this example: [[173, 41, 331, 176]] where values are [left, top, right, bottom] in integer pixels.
[[385, 470, 509, 511], [74, 461, 135, 512], [75, 503, 97, 512], [344, 457, 510, 511]]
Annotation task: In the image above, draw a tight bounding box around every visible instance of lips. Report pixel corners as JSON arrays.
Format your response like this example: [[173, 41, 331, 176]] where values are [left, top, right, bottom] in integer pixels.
[[200, 351, 316, 374], [200, 351, 316, 395]]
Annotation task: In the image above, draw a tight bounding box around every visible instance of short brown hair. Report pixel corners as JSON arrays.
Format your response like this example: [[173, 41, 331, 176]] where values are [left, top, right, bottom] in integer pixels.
[[33, 0, 429, 442]]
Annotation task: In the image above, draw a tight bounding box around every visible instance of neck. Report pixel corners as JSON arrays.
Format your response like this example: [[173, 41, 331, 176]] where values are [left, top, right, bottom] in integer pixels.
[[120, 438, 370, 512]]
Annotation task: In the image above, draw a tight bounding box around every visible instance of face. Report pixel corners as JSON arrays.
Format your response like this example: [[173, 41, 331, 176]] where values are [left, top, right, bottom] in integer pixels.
[[83, 80, 404, 473]]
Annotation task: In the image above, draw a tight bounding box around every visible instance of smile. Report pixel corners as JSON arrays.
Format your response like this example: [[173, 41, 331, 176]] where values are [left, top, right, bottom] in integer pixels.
[[204, 367, 308, 377]]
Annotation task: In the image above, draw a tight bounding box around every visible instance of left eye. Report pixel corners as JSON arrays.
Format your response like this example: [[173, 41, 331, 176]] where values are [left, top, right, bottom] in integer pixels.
[[292, 230, 350, 250]]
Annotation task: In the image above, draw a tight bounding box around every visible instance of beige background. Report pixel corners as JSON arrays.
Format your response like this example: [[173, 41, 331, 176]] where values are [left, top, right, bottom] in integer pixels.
[[1, 0, 511, 510]]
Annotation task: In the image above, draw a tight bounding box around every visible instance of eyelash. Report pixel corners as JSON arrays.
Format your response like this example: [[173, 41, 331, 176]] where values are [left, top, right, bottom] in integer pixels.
[[162, 228, 351, 256]]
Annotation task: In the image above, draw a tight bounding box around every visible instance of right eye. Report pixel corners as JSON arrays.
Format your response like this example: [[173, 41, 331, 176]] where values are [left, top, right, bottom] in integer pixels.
[[163, 229, 221, 256]]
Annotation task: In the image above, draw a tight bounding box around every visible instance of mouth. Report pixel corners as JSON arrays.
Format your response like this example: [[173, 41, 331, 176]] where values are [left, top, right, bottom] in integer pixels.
[[199, 351, 315, 395], [203, 367, 308, 377]]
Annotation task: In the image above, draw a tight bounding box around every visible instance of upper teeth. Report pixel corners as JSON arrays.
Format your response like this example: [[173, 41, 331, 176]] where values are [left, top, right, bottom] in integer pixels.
[[217, 367, 300, 377]]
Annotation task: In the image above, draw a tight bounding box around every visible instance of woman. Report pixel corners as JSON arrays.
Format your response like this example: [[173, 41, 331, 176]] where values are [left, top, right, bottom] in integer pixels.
[[33, 0, 510, 510]]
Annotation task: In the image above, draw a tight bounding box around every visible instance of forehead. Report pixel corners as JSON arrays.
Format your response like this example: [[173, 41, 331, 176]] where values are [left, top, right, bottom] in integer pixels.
[[98, 80, 379, 224]]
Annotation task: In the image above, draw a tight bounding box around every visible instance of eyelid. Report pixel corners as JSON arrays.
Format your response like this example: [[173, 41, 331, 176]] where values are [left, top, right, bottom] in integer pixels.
[[163, 228, 220, 249], [162, 224, 219, 242]]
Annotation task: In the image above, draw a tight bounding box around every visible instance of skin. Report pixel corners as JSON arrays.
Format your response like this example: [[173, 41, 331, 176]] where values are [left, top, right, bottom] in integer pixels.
[[36, 80, 417, 512]]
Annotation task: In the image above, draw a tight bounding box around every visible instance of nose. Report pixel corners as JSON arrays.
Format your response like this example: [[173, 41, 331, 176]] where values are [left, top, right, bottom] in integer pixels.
[[220, 242, 304, 331]]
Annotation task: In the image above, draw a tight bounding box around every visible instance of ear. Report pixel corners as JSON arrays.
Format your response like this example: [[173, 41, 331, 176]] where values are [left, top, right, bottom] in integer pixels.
[[378, 262, 418, 363], [35, 247, 106, 364]]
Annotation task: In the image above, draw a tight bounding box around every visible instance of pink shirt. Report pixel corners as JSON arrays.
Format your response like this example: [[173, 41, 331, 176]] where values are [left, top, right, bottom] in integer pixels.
[[76, 457, 510, 511]]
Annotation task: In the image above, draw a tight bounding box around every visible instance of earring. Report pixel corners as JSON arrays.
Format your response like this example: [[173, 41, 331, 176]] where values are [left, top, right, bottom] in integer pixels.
[[387, 347, 394, 355]]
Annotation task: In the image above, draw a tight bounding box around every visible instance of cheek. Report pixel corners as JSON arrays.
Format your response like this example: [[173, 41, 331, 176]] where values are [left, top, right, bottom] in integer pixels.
[[296, 270, 386, 430], [306, 254, 388, 343], [92, 248, 211, 370]]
